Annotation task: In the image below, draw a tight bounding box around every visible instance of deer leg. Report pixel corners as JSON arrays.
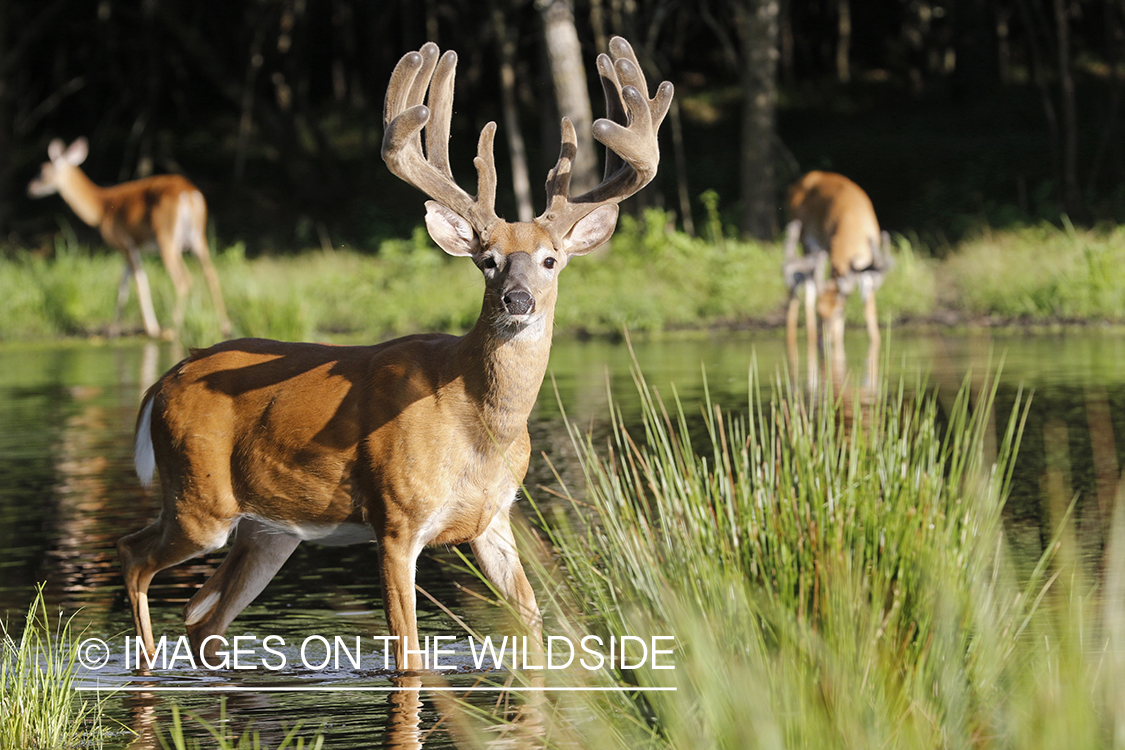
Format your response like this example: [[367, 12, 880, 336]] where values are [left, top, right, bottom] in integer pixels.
[[118, 512, 233, 659], [863, 288, 881, 351], [804, 279, 819, 390], [863, 287, 880, 387], [379, 532, 423, 671], [183, 517, 300, 662], [124, 247, 161, 338], [470, 509, 542, 644], [188, 233, 231, 337], [110, 261, 132, 338], [156, 233, 192, 335], [829, 302, 847, 386], [785, 292, 800, 384]]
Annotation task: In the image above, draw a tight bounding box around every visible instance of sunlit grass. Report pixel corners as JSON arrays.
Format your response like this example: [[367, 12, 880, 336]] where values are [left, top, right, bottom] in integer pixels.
[[4, 213, 1125, 347], [461, 356, 1125, 747], [943, 221, 1125, 322], [0, 585, 111, 750]]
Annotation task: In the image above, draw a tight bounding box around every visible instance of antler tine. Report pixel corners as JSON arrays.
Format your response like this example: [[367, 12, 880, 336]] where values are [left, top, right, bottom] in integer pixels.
[[596, 53, 629, 181], [474, 123, 499, 215], [542, 118, 578, 220], [382, 43, 500, 234], [537, 36, 674, 239], [426, 49, 456, 179]]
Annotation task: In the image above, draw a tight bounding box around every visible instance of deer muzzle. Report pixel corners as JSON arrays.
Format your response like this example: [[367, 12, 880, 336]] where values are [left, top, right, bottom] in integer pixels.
[[502, 289, 534, 316]]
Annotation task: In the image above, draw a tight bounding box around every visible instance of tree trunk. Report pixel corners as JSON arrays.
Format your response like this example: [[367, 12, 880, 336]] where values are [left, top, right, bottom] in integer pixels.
[[734, 0, 780, 239], [536, 0, 598, 195], [836, 0, 851, 84], [669, 98, 695, 236], [1054, 0, 1082, 216], [0, 0, 10, 239], [493, 6, 534, 221]]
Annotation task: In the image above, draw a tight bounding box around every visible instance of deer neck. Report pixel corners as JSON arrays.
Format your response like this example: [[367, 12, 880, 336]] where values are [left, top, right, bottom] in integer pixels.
[[54, 164, 106, 227], [453, 297, 556, 444]]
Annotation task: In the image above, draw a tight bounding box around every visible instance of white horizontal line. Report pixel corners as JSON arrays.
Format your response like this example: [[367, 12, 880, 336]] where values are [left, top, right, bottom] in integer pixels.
[[75, 685, 675, 693]]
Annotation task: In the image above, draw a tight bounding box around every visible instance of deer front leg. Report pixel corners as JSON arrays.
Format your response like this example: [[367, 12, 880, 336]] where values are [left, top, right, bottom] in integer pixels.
[[379, 532, 424, 672], [862, 281, 881, 387], [803, 278, 819, 389], [470, 509, 542, 646], [785, 292, 800, 382]]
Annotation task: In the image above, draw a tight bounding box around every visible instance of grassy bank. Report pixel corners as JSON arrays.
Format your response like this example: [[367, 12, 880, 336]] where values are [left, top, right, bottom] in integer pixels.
[[1, 586, 109, 749], [2, 213, 1123, 347], [488, 363, 1125, 747]]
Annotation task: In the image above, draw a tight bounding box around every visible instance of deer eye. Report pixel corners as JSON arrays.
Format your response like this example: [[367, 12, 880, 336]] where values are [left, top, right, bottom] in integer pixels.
[[543, 257, 557, 270], [481, 256, 497, 270]]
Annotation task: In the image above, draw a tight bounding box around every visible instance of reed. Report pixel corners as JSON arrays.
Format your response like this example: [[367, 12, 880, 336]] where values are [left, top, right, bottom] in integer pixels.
[[473, 357, 1125, 747]]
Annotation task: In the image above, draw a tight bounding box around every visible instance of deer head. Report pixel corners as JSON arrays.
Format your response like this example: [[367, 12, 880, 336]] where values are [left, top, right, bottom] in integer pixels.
[[381, 37, 673, 334]]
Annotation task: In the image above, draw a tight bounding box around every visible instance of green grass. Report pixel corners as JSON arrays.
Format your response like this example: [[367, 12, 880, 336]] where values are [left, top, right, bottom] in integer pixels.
[[156, 700, 323, 750], [0, 588, 323, 749], [942, 220, 1125, 321], [454, 356, 1125, 747], [0, 585, 110, 749], [3, 212, 1125, 347]]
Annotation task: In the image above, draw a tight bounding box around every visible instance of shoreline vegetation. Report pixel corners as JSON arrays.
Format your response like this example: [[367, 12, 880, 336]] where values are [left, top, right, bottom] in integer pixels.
[[3, 210, 1124, 348]]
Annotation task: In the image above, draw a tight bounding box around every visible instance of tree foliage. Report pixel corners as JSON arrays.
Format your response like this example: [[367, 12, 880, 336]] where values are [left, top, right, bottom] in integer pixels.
[[2, 0, 1122, 252]]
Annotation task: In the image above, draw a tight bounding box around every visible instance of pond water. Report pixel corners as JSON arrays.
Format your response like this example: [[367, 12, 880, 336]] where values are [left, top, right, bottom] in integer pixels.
[[2, 329, 1125, 747]]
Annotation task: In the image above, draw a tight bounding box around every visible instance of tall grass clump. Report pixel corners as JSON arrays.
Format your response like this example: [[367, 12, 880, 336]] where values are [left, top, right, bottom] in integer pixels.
[[491, 359, 1125, 747], [0, 586, 108, 749]]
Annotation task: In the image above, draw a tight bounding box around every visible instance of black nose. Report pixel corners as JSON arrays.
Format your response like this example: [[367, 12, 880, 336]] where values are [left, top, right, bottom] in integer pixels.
[[503, 289, 534, 316]]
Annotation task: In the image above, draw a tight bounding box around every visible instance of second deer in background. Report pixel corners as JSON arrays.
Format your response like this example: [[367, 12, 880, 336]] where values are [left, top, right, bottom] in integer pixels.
[[783, 170, 893, 386], [28, 138, 231, 339]]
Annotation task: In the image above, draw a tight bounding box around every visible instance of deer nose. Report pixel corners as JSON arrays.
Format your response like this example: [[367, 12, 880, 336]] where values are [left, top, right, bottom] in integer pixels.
[[502, 289, 534, 316]]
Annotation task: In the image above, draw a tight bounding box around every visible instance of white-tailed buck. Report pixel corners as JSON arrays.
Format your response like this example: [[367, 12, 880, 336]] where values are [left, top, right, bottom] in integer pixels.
[[118, 38, 672, 671], [28, 138, 231, 339], [783, 170, 892, 384]]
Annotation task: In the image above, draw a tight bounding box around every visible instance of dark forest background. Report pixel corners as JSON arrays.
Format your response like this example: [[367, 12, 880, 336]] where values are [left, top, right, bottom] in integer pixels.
[[0, 0, 1121, 255]]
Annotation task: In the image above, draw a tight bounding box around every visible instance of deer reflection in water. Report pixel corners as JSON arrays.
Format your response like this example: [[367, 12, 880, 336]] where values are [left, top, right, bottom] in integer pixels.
[[118, 674, 546, 750]]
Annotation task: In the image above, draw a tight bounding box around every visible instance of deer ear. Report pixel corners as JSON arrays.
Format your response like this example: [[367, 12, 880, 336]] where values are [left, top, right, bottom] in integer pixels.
[[47, 139, 65, 161], [64, 138, 88, 166], [562, 205, 619, 256], [424, 201, 479, 257]]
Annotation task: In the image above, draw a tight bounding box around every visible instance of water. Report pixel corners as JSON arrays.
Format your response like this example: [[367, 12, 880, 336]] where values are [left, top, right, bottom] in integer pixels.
[[2, 329, 1125, 747]]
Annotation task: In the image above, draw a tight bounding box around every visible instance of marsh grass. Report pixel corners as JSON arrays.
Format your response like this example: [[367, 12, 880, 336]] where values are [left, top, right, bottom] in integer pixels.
[[459, 356, 1125, 747], [0, 585, 109, 749]]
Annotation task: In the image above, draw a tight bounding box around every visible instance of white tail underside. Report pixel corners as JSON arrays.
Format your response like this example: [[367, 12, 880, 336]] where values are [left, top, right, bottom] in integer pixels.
[[135, 398, 155, 488]]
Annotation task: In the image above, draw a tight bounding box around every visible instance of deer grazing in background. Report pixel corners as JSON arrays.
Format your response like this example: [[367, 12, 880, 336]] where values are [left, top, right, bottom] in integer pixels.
[[117, 38, 672, 671], [28, 138, 231, 339], [783, 170, 892, 386]]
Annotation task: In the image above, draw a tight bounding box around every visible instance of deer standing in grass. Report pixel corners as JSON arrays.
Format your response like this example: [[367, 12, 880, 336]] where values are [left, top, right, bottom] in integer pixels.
[[28, 137, 231, 339], [783, 171, 892, 385], [117, 38, 672, 671]]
